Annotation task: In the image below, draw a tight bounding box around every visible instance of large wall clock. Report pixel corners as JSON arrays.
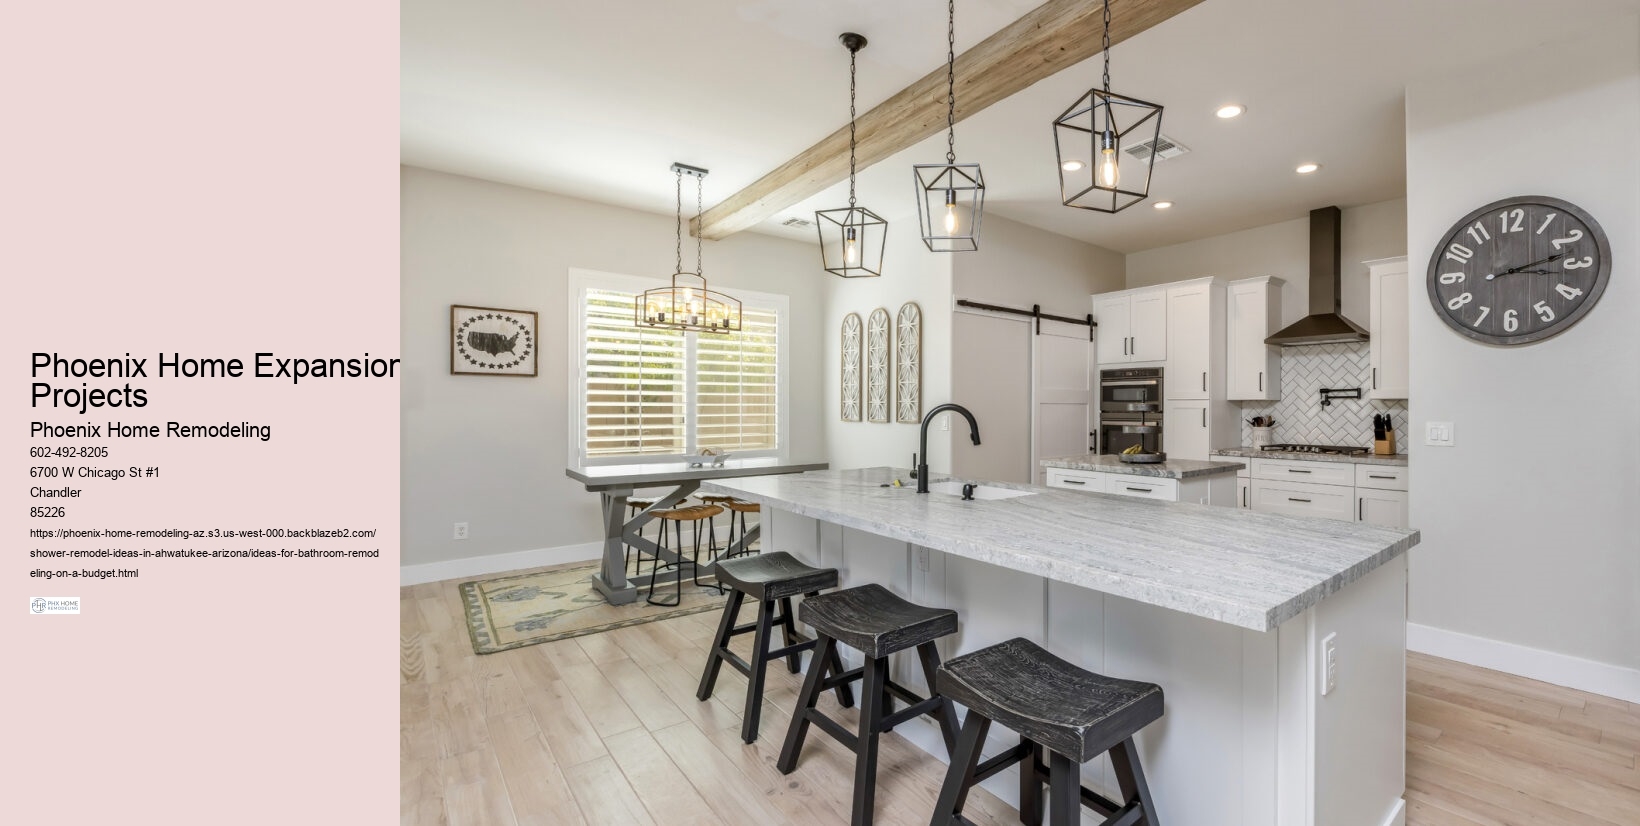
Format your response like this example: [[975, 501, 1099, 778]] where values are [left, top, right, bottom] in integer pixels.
[[1427, 195, 1610, 345]]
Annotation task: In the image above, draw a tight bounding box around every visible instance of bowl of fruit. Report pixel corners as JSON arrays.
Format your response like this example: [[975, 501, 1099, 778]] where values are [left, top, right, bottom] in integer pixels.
[[1119, 443, 1166, 464]]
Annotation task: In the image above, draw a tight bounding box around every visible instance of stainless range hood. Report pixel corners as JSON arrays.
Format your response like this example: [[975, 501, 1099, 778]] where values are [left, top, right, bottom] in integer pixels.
[[1265, 206, 1369, 346]]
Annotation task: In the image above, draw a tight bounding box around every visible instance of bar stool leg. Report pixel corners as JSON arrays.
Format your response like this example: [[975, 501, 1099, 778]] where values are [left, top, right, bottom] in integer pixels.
[[777, 596, 802, 673], [778, 633, 834, 773], [930, 707, 992, 826], [1018, 739, 1045, 825], [696, 589, 745, 701], [1111, 737, 1158, 825], [741, 596, 777, 744], [1047, 751, 1080, 826], [852, 654, 890, 826], [915, 642, 960, 754]]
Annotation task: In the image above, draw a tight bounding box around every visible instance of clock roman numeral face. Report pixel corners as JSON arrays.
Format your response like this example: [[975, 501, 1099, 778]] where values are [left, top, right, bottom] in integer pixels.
[[1428, 196, 1610, 345]]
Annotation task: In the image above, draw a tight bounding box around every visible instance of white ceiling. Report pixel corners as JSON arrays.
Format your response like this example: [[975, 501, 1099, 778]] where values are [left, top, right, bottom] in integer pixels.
[[402, 0, 1640, 254]]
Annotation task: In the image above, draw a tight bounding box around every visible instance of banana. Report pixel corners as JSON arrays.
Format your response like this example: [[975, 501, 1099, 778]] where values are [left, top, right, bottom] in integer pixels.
[[1123, 444, 1144, 455]]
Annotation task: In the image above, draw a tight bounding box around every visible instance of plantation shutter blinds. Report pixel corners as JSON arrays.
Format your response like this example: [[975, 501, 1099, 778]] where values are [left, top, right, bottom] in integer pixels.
[[584, 288, 685, 456], [696, 305, 779, 453]]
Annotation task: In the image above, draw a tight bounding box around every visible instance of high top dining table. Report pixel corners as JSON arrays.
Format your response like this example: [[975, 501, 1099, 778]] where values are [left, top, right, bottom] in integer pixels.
[[566, 458, 828, 605]]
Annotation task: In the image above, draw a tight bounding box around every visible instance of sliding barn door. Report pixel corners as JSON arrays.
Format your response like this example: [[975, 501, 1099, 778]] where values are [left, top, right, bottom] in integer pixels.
[[1033, 320, 1096, 484]]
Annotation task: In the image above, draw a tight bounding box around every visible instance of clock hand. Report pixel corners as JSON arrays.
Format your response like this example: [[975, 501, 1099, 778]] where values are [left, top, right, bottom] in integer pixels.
[[1485, 252, 1567, 280]]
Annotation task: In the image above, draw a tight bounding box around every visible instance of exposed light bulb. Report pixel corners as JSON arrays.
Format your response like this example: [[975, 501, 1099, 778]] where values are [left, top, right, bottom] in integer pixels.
[[844, 227, 858, 265], [1099, 131, 1120, 188], [943, 190, 957, 234]]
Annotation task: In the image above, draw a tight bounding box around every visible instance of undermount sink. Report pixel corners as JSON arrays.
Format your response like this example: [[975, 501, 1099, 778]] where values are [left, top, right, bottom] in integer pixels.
[[924, 481, 1035, 501]]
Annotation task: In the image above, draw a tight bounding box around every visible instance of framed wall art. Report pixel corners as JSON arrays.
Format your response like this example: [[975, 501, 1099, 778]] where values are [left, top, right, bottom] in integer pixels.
[[451, 304, 538, 376], [895, 302, 921, 422], [866, 307, 891, 423], [841, 312, 862, 422]]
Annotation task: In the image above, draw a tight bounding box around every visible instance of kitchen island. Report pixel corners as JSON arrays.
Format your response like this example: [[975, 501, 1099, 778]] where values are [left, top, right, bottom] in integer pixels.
[[1040, 452, 1244, 505], [701, 466, 1419, 826]]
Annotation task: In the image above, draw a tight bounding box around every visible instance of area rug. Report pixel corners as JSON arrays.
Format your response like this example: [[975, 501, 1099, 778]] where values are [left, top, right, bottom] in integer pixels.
[[460, 561, 728, 654]]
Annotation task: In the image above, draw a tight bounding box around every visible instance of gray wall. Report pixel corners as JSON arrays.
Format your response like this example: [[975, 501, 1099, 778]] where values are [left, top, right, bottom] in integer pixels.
[[400, 166, 826, 569], [1403, 17, 1640, 673]]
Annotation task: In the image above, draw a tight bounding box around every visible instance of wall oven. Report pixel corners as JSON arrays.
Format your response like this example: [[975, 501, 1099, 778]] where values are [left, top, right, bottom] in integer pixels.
[[1098, 367, 1163, 455]]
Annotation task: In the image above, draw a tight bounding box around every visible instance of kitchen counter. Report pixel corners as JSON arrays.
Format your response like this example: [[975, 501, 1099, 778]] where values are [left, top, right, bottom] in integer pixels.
[[1040, 452, 1244, 478], [702, 465, 1417, 825], [702, 466, 1416, 632], [1214, 446, 1409, 466]]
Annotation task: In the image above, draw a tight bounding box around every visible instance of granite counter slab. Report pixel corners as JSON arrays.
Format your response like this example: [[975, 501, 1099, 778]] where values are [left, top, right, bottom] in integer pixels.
[[1040, 453, 1244, 478], [701, 467, 1418, 633], [1213, 447, 1409, 467]]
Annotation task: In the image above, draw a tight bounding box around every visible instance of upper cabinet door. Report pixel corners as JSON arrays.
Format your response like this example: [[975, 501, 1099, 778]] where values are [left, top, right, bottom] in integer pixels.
[[1368, 258, 1409, 400], [1095, 295, 1132, 363], [1128, 291, 1167, 362], [1226, 277, 1282, 401], [1165, 284, 1210, 399]]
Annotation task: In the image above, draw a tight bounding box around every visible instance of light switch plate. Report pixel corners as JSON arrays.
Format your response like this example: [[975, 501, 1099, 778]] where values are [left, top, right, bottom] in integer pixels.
[[1425, 421, 1454, 447], [1320, 632, 1338, 697]]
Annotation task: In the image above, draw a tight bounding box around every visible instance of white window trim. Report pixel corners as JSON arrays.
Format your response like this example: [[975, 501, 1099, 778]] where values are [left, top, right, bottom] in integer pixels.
[[567, 267, 790, 466]]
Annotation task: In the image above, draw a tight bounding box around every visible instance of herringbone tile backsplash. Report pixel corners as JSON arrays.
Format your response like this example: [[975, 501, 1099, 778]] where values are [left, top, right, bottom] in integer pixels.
[[1238, 342, 1408, 450]]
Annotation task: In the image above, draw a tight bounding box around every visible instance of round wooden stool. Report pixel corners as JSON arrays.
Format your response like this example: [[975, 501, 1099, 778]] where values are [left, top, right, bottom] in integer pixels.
[[641, 504, 724, 607], [697, 494, 738, 553], [722, 498, 761, 558], [931, 637, 1164, 826]]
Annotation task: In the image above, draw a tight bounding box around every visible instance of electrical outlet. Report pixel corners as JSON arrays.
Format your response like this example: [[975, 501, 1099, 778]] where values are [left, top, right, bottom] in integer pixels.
[[453, 522, 469, 540], [917, 547, 931, 572], [1425, 421, 1454, 447], [1320, 632, 1338, 697]]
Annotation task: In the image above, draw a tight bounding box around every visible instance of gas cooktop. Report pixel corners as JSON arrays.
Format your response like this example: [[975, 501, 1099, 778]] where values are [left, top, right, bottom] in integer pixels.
[[1259, 443, 1370, 456]]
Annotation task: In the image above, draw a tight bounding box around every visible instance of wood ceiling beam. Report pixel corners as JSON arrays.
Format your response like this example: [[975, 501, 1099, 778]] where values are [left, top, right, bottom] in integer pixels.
[[694, 0, 1206, 240]]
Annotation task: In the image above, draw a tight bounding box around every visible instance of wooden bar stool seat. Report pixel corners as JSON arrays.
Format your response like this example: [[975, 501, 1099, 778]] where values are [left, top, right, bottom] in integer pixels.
[[697, 495, 738, 553], [931, 637, 1164, 826], [697, 551, 853, 744], [640, 504, 724, 607], [777, 583, 961, 826], [721, 498, 761, 558]]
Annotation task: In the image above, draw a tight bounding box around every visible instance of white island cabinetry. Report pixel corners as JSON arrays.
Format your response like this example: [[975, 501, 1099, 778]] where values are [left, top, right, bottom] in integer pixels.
[[704, 468, 1417, 826]]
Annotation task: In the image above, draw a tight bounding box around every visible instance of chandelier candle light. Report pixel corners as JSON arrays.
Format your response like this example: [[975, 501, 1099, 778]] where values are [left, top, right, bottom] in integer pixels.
[[913, 0, 984, 251], [637, 163, 741, 333], [1052, 0, 1164, 213], [816, 32, 887, 277]]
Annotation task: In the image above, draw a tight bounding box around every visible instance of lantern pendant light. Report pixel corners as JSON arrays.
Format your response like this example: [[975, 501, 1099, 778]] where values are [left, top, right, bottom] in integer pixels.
[[636, 164, 742, 333], [816, 32, 887, 278], [914, 0, 984, 252], [1052, 0, 1164, 213]]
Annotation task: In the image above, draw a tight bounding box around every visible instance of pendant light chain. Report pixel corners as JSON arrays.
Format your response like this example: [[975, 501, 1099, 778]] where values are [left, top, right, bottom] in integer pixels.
[[1102, 0, 1112, 95], [848, 45, 858, 208], [673, 168, 684, 274], [945, 0, 957, 163], [694, 172, 704, 275]]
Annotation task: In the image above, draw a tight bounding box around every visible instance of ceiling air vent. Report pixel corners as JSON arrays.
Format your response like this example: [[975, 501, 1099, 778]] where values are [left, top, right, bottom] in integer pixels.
[[1123, 134, 1189, 163], [781, 217, 813, 228]]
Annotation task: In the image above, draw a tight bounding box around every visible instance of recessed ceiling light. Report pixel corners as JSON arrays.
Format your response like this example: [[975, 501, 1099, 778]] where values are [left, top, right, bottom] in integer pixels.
[[1153, 201, 1174, 210], [1295, 162, 1321, 174], [1215, 104, 1245, 119], [1061, 160, 1085, 172]]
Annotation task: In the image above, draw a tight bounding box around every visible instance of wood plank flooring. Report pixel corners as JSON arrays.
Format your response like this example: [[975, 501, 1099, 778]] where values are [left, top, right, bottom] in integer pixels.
[[403, 564, 1640, 825]]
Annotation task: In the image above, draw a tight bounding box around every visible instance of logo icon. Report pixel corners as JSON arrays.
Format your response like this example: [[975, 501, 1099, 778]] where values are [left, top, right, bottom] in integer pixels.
[[31, 598, 46, 613]]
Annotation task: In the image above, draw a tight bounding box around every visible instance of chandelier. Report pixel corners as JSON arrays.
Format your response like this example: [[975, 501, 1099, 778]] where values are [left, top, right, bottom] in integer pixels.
[[637, 163, 741, 333]]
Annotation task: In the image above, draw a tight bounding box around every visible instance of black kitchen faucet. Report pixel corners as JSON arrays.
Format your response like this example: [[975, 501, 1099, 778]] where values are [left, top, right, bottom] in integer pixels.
[[917, 403, 981, 494]]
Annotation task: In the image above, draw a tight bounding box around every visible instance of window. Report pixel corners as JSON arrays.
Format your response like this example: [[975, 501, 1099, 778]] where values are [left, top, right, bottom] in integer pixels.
[[572, 270, 787, 463]]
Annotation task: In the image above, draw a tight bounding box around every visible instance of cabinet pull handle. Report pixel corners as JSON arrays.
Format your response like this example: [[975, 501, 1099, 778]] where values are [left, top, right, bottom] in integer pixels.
[[1065, 479, 1086, 485], [1125, 486, 1151, 493], [1242, 486, 1248, 507], [1201, 372, 1206, 392], [1368, 474, 1394, 479], [1373, 367, 1377, 389], [1258, 371, 1263, 392], [1359, 498, 1364, 520], [1201, 408, 1206, 427], [1288, 497, 1312, 503], [1287, 469, 1311, 474]]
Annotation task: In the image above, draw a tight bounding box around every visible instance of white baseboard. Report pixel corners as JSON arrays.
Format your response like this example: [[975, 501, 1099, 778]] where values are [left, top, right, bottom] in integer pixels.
[[1407, 622, 1640, 704], [1381, 797, 1406, 826], [400, 541, 602, 586]]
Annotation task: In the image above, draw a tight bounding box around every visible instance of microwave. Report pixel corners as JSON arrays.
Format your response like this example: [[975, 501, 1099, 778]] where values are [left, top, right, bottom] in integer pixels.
[[1099, 367, 1164, 412]]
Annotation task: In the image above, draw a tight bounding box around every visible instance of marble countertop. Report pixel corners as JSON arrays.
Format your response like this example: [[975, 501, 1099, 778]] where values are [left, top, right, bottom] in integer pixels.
[[1213, 447, 1409, 467], [701, 467, 1418, 632], [1040, 453, 1244, 478]]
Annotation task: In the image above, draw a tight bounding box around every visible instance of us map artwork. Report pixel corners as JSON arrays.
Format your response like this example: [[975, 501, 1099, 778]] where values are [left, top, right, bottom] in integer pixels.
[[451, 305, 538, 376]]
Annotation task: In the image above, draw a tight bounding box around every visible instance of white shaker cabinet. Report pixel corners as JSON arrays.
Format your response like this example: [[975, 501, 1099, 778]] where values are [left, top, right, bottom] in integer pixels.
[[1094, 288, 1166, 364], [1226, 276, 1283, 400], [1366, 257, 1409, 400], [1164, 280, 1218, 400], [1357, 488, 1409, 527], [1244, 456, 1411, 529], [1165, 399, 1211, 462]]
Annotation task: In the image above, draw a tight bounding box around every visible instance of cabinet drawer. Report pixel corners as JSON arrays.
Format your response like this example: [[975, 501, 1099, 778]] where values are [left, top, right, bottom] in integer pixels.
[[1046, 468, 1104, 492], [1251, 458, 1355, 486], [1354, 464, 1409, 491], [1249, 479, 1354, 522], [1105, 476, 1179, 501]]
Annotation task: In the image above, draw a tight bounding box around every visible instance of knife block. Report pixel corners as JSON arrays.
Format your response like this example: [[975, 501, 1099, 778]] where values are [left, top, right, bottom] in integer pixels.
[[1373, 431, 1397, 455]]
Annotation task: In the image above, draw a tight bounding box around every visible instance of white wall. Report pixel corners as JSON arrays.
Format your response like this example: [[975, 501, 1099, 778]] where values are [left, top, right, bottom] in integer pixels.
[[954, 212, 1126, 315], [1403, 17, 1640, 685], [1126, 198, 1407, 329], [401, 166, 826, 570]]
